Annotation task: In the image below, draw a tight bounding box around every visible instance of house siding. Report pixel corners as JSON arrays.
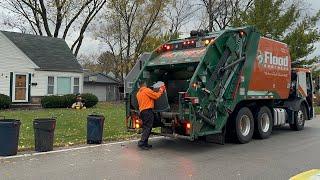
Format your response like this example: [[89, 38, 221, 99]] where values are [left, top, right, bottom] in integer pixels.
[[31, 71, 83, 96], [83, 83, 119, 102], [84, 84, 107, 101], [0, 32, 37, 96]]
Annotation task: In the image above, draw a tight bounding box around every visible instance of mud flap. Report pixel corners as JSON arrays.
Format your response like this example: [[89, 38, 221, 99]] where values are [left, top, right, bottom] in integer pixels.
[[205, 126, 226, 145]]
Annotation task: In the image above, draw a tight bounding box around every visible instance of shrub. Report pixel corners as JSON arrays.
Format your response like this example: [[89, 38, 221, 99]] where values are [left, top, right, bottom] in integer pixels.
[[81, 93, 98, 108], [0, 94, 11, 109], [41, 94, 76, 108], [41, 93, 98, 108], [63, 94, 77, 108], [41, 96, 62, 108]]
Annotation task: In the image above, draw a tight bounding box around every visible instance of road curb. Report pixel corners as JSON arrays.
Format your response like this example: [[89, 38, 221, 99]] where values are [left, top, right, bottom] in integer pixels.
[[0, 136, 163, 161]]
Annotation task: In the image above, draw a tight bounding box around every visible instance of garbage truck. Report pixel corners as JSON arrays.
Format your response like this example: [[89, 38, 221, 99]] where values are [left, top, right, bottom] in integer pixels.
[[125, 26, 314, 144]]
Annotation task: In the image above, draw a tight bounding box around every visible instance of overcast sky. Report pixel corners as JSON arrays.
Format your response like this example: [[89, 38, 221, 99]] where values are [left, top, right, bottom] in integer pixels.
[[76, 0, 320, 58], [0, 1, 319, 58]]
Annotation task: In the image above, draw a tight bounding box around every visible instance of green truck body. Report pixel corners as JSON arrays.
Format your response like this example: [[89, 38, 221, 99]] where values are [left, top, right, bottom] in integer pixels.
[[126, 26, 314, 143]]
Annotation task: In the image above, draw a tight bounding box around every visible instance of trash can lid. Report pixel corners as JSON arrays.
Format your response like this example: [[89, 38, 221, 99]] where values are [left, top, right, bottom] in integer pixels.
[[0, 119, 21, 127], [88, 114, 104, 117], [34, 118, 56, 122], [33, 119, 56, 130]]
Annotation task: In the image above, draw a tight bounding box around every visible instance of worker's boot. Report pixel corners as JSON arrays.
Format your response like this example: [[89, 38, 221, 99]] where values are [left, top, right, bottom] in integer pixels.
[[145, 140, 152, 148], [145, 144, 152, 148], [138, 140, 150, 150]]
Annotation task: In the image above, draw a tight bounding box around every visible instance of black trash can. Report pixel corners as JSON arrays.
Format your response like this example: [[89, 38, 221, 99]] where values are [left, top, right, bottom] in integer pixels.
[[33, 118, 56, 152], [0, 119, 21, 156], [87, 115, 105, 144]]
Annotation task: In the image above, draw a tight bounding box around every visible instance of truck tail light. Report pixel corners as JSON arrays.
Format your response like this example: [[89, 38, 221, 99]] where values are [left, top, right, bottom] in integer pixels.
[[186, 123, 191, 129], [179, 92, 189, 98], [163, 44, 172, 51], [191, 97, 199, 104], [186, 122, 192, 135], [183, 96, 199, 105]]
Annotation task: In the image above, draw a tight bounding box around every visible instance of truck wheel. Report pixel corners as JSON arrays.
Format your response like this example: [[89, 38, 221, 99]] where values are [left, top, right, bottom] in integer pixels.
[[254, 106, 273, 139], [235, 107, 254, 144], [290, 104, 307, 131]]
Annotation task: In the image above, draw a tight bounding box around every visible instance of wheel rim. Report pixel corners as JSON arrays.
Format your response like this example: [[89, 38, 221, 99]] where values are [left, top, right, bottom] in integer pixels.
[[260, 113, 270, 133], [297, 110, 305, 126], [239, 115, 251, 136]]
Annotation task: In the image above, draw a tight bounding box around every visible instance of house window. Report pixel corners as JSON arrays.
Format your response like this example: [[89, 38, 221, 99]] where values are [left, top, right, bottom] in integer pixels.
[[73, 77, 80, 94], [48, 76, 54, 95], [57, 77, 71, 95]]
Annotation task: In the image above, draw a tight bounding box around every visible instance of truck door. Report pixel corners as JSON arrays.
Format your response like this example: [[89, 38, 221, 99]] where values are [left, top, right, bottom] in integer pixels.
[[296, 70, 313, 119], [306, 72, 314, 118], [297, 72, 308, 97]]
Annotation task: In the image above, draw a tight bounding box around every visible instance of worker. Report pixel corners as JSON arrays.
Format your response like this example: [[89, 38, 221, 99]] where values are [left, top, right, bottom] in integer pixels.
[[136, 80, 165, 150]]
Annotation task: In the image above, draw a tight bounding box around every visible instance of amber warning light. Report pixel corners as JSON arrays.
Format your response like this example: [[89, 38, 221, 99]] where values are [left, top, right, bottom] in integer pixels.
[[204, 38, 214, 46], [135, 119, 141, 129]]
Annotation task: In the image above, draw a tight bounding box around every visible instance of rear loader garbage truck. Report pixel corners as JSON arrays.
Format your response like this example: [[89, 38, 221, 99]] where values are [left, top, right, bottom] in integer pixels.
[[125, 26, 314, 144]]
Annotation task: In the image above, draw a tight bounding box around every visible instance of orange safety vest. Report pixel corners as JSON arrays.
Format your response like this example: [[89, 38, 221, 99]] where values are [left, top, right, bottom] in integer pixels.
[[136, 86, 162, 112]]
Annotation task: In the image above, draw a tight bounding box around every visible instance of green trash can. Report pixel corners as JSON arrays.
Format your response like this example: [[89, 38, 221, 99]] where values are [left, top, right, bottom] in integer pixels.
[[33, 118, 56, 152], [0, 119, 21, 156], [87, 115, 105, 144]]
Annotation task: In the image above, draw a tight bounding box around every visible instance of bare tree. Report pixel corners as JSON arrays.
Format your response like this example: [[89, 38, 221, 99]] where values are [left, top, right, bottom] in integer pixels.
[[164, 0, 200, 37], [96, 51, 122, 75], [200, 0, 253, 31], [95, 0, 168, 81], [78, 53, 100, 72], [0, 0, 107, 55]]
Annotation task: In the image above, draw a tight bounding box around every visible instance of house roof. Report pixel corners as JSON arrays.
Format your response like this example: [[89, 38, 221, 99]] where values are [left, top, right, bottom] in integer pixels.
[[84, 72, 120, 85], [1, 31, 83, 73]]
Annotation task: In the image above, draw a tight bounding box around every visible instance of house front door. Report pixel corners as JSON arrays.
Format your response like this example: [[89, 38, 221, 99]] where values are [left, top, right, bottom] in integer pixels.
[[13, 74, 29, 102]]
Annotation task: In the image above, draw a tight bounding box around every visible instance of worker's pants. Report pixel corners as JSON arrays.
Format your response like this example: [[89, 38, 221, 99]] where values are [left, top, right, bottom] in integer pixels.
[[139, 109, 154, 144]]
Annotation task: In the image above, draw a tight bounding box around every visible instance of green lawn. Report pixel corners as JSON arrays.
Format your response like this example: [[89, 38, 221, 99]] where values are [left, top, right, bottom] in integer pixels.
[[315, 106, 320, 114], [0, 102, 137, 150]]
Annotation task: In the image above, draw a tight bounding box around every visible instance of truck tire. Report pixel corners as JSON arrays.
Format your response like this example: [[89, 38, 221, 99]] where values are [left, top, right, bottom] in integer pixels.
[[254, 106, 273, 139], [235, 107, 254, 144], [290, 104, 307, 131]]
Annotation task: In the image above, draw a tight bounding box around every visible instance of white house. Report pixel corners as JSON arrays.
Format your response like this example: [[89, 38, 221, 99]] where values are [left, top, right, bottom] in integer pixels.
[[0, 31, 83, 104]]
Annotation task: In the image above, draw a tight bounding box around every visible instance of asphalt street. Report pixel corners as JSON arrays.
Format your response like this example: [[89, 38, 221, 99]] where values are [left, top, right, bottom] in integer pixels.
[[1, 118, 320, 180]]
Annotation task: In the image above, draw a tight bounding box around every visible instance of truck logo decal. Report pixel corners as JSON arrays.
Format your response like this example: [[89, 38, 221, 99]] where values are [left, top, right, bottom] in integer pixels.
[[257, 51, 289, 71]]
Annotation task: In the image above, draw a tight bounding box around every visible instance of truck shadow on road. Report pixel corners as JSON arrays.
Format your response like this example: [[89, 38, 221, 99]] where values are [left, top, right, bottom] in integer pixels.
[[148, 125, 314, 155]]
